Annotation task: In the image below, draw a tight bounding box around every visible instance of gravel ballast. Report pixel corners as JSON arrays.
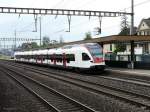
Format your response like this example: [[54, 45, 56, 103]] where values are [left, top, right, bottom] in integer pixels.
[[0, 70, 51, 112]]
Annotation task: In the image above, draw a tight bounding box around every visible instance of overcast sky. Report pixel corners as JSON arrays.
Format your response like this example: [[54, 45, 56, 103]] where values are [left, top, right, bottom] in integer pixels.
[[0, 0, 150, 47]]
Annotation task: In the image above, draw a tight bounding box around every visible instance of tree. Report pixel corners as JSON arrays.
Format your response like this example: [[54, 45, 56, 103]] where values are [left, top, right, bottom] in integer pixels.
[[84, 32, 92, 40], [42, 36, 50, 47], [119, 27, 137, 36], [119, 13, 130, 36], [94, 27, 101, 35], [114, 43, 126, 53], [31, 42, 38, 48], [19, 42, 39, 50], [115, 13, 129, 53], [119, 27, 130, 36], [120, 13, 129, 30], [20, 43, 31, 50]]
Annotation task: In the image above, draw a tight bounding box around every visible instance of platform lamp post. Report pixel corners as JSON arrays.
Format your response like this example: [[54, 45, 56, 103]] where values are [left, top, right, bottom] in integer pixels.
[[130, 0, 135, 69]]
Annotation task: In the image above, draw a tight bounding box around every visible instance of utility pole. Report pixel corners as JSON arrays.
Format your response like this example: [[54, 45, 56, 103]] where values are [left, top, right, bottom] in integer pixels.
[[14, 30, 17, 51], [130, 0, 134, 35], [130, 0, 134, 69], [39, 16, 42, 46], [4, 38, 5, 55], [0, 41, 2, 50]]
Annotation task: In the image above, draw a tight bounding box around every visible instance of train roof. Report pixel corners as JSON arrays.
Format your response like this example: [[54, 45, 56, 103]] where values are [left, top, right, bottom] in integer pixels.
[[15, 43, 100, 55], [61, 43, 99, 49]]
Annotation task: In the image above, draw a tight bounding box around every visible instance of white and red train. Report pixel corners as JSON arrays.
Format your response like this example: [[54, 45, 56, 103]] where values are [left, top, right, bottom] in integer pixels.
[[14, 43, 105, 71]]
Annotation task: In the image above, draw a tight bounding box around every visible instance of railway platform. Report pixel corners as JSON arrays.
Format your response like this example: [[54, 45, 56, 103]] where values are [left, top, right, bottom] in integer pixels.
[[106, 67, 150, 77]]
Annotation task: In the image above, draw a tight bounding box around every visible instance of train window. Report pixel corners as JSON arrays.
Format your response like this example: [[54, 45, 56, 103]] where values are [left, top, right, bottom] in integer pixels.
[[44, 55, 48, 60], [56, 54, 59, 62], [28, 55, 31, 59], [65, 54, 68, 63], [33, 55, 36, 59], [82, 53, 90, 61], [51, 55, 54, 62], [42, 55, 44, 60], [60, 54, 63, 62], [47, 55, 51, 60], [42, 55, 45, 61], [69, 54, 75, 61], [65, 54, 75, 63], [55, 54, 63, 62]]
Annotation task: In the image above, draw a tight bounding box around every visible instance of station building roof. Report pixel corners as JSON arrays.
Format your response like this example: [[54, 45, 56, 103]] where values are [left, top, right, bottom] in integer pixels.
[[60, 35, 150, 46]]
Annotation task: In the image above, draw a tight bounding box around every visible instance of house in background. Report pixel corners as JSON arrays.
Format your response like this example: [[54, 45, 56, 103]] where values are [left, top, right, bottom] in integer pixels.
[[137, 18, 150, 35], [121, 18, 150, 54], [136, 18, 150, 54], [106, 18, 150, 53], [103, 18, 150, 62]]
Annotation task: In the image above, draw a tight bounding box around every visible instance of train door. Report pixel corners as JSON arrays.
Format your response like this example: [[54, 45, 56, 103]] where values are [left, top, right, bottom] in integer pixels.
[[36, 55, 37, 63], [37, 55, 39, 63], [53, 54, 56, 65], [81, 52, 91, 68], [63, 53, 66, 67], [41, 55, 43, 64], [47, 54, 48, 65]]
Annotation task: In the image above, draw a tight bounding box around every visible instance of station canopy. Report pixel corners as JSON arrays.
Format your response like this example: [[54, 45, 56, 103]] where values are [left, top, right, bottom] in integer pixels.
[[57, 35, 150, 47], [31, 35, 150, 50]]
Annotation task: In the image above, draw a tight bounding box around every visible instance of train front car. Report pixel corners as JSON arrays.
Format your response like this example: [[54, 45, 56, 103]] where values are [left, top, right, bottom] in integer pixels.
[[84, 43, 105, 71]]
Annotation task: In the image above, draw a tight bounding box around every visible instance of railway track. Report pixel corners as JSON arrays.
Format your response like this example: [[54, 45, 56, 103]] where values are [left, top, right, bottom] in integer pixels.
[[1, 61, 150, 110], [18, 61, 150, 85], [7, 60, 150, 84], [4, 61, 150, 89], [1, 65, 97, 112], [0, 69, 57, 112]]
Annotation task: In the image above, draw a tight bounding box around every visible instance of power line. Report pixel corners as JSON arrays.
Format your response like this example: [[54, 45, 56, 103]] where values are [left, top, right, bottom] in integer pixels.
[[120, 0, 150, 11], [51, 0, 65, 8], [17, 22, 35, 32], [75, 0, 98, 9], [134, 0, 150, 7], [48, 17, 99, 35], [29, 0, 38, 7]]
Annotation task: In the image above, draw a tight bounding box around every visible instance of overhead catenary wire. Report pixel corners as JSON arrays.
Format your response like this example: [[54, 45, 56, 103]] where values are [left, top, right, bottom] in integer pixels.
[[2, 0, 150, 45], [119, 0, 150, 11], [48, 17, 99, 36], [28, 0, 38, 7], [51, 0, 65, 8], [49, 0, 150, 36], [75, 0, 98, 9]]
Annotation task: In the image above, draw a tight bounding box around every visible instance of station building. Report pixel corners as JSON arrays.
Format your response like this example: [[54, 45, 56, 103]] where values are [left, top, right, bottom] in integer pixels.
[[44, 18, 150, 69]]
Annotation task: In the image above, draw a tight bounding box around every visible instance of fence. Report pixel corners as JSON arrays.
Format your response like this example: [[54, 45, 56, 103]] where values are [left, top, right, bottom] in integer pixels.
[[105, 53, 150, 69]]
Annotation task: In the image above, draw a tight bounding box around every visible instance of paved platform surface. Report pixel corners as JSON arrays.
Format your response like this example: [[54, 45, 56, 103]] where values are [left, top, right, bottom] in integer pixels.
[[106, 67, 150, 77]]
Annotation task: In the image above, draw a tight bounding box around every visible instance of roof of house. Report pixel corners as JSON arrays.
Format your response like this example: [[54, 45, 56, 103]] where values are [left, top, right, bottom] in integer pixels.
[[138, 18, 150, 31], [144, 18, 150, 27]]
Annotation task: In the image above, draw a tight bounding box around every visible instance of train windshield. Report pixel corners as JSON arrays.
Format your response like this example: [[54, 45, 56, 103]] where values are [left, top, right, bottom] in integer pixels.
[[85, 44, 103, 58]]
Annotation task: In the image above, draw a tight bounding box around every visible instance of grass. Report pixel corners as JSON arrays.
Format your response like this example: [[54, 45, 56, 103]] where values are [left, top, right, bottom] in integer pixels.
[[0, 54, 11, 60]]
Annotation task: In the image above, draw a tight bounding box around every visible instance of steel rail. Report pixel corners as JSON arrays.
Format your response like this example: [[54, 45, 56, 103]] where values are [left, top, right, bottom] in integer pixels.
[[3, 62, 150, 109], [0, 68, 60, 112], [2, 65, 98, 112]]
